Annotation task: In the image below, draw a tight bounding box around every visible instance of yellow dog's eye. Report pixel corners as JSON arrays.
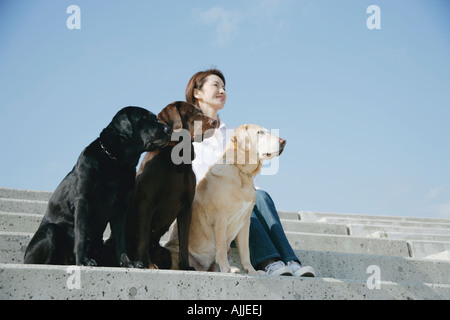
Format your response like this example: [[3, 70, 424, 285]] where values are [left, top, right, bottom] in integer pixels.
[[257, 130, 265, 135]]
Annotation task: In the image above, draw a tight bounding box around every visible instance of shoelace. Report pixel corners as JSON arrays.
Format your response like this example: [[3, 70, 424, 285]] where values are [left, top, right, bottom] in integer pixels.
[[265, 261, 286, 274]]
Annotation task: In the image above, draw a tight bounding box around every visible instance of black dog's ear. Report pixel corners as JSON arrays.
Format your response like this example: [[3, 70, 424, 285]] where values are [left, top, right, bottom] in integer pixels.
[[113, 109, 133, 139], [158, 102, 183, 132]]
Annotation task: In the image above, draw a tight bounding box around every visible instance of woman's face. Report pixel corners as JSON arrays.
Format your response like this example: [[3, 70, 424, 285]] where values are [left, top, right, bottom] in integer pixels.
[[194, 75, 227, 111]]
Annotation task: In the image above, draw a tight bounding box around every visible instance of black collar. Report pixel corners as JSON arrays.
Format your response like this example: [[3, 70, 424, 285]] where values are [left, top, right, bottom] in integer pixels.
[[99, 140, 117, 161]]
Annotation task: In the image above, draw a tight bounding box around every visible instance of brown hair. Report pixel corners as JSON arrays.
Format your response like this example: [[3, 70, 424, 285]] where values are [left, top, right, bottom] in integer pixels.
[[185, 68, 226, 107]]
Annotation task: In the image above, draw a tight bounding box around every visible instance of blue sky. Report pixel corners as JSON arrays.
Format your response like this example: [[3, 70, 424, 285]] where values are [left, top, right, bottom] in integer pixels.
[[1, 0, 449, 218]]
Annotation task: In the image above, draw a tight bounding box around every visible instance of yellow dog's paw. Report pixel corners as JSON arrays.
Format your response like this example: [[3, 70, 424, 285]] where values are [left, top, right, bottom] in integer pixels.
[[229, 266, 241, 273], [221, 265, 241, 273], [245, 268, 265, 275]]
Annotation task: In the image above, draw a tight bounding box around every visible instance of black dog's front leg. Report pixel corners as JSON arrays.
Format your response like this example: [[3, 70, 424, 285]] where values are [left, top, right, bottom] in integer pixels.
[[74, 198, 97, 266], [177, 205, 194, 271], [110, 209, 143, 268]]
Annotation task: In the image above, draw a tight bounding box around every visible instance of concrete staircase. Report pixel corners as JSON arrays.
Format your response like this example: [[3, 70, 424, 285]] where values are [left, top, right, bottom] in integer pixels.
[[1, 187, 450, 300]]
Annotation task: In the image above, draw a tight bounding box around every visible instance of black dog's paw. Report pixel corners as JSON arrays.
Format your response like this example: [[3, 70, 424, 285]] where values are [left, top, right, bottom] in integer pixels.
[[82, 258, 97, 266], [129, 260, 144, 268], [119, 253, 143, 268]]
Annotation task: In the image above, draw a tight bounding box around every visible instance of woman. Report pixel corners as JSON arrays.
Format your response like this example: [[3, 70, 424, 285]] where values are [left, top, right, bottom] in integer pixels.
[[187, 68, 315, 277]]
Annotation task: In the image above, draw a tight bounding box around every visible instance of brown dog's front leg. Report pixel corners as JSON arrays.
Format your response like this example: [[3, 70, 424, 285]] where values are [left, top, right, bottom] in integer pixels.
[[177, 206, 194, 270], [136, 201, 154, 268]]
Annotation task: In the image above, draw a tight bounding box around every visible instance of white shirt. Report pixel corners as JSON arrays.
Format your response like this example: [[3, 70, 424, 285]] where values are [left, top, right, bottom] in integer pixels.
[[192, 118, 232, 182]]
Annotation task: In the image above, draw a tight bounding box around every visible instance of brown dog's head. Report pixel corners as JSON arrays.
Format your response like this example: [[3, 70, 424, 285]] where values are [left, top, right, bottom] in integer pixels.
[[158, 101, 218, 142]]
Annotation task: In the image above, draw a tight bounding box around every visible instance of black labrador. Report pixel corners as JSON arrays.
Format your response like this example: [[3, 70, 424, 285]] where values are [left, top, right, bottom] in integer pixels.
[[124, 101, 217, 269], [24, 106, 172, 267]]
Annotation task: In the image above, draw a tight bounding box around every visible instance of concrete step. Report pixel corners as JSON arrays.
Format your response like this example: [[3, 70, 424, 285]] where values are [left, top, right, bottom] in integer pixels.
[[2, 187, 450, 300], [0, 210, 346, 237], [0, 232, 32, 264], [0, 196, 301, 222], [230, 249, 450, 285], [280, 219, 348, 235], [3, 209, 448, 249], [0, 230, 411, 266], [0, 198, 47, 215], [368, 231, 450, 242], [408, 240, 450, 259], [424, 251, 450, 261], [4, 231, 450, 286], [0, 212, 112, 238], [300, 210, 450, 224], [285, 231, 409, 257], [1, 263, 450, 300], [0, 209, 342, 237], [0, 187, 52, 202], [2, 187, 448, 224], [348, 223, 450, 237], [286, 230, 450, 260], [319, 217, 450, 229], [0, 212, 43, 233], [2, 226, 449, 267], [278, 210, 300, 220], [0, 231, 109, 265]]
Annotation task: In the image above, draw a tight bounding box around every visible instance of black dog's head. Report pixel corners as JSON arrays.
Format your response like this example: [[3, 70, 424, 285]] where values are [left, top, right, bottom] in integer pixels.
[[157, 101, 218, 142], [107, 106, 172, 152]]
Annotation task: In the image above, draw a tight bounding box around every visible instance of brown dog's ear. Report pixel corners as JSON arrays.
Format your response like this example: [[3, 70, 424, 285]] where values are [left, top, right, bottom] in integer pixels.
[[158, 102, 183, 132]]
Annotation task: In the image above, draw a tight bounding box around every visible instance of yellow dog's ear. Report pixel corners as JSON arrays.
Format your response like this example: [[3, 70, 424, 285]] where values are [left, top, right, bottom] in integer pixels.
[[231, 125, 250, 151]]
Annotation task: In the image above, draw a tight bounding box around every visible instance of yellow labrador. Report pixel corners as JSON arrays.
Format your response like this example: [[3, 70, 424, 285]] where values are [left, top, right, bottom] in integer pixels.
[[165, 124, 286, 274]]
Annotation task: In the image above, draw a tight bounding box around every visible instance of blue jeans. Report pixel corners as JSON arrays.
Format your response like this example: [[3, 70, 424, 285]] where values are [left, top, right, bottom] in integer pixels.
[[248, 190, 301, 268]]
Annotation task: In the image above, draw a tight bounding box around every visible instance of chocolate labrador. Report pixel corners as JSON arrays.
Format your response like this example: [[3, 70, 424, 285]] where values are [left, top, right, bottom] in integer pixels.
[[124, 101, 217, 269], [24, 106, 172, 267]]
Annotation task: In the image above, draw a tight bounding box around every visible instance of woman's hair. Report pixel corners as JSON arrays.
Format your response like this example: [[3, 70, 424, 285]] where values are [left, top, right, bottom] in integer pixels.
[[185, 68, 226, 107]]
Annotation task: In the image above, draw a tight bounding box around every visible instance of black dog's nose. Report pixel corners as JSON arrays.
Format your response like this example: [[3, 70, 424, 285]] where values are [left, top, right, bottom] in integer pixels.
[[164, 126, 173, 135]]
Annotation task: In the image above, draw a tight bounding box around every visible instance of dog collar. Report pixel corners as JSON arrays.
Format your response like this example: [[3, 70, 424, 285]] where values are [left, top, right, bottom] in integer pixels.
[[99, 140, 117, 161]]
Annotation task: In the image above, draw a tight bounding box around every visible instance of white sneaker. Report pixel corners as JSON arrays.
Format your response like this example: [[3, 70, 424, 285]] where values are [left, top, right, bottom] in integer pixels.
[[287, 260, 316, 277], [264, 261, 293, 276]]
